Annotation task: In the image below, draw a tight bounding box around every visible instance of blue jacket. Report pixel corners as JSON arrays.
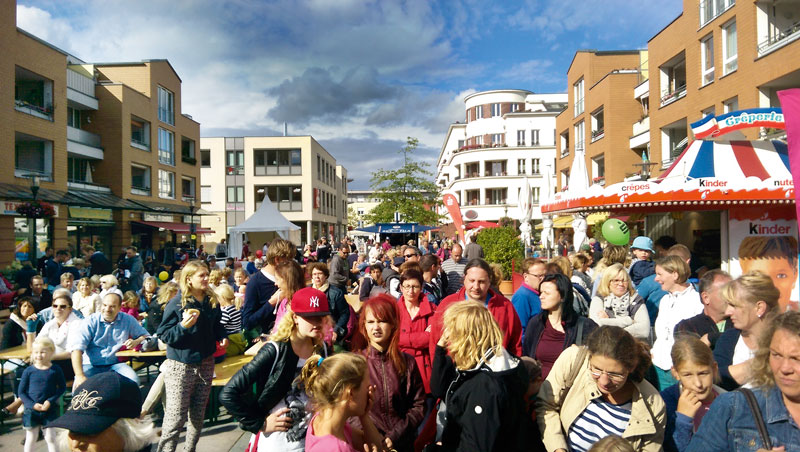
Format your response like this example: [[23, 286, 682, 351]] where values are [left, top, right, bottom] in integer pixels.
[[241, 270, 278, 331], [686, 386, 800, 452], [510, 284, 541, 336], [636, 274, 667, 326]]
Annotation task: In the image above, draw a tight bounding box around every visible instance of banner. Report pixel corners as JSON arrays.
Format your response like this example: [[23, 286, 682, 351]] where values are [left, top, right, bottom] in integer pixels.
[[442, 194, 465, 244], [777, 89, 800, 232], [690, 107, 785, 139]]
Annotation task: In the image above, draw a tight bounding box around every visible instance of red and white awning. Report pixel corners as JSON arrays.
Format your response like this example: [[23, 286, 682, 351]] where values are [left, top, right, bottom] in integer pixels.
[[542, 139, 794, 214]]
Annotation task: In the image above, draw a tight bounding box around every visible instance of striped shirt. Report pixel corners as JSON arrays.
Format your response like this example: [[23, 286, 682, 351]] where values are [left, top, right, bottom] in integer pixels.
[[220, 305, 242, 335], [568, 398, 632, 452]]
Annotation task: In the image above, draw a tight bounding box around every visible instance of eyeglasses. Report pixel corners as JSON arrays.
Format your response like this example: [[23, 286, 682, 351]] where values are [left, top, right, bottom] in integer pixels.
[[52, 304, 69, 310], [611, 279, 627, 285], [589, 364, 627, 382], [401, 284, 421, 291], [526, 272, 545, 279], [404, 254, 417, 258]]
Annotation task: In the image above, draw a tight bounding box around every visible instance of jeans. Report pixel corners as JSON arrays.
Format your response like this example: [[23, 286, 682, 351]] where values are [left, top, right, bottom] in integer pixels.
[[82, 363, 139, 384]]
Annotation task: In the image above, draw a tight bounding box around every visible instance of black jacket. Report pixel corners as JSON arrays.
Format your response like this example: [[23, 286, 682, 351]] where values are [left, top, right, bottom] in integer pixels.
[[675, 313, 732, 350], [522, 313, 597, 359], [157, 293, 227, 364], [325, 284, 350, 340], [241, 270, 278, 332], [430, 345, 538, 452], [220, 340, 325, 433], [88, 252, 113, 277], [712, 328, 742, 391]]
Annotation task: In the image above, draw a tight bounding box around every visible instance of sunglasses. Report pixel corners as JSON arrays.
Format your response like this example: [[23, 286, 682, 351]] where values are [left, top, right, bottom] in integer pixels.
[[404, 254, 417, 258], [52, 304, 70, 310]]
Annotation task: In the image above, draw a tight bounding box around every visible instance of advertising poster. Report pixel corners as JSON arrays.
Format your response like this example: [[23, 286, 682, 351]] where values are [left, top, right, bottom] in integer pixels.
[[728, 207, 798, 312]]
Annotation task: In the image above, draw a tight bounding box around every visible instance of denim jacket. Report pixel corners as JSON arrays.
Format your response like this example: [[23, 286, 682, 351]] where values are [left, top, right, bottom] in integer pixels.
[[686, 385, 800, 452]]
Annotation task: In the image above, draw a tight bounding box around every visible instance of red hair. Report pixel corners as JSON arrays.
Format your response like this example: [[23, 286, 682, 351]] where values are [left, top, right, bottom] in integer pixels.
[[351, 294, 407, 375]]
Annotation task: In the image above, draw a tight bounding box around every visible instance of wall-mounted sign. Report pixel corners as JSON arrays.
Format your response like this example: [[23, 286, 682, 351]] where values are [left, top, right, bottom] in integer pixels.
[[691, 108, 784, 139], [69, 207, 112, 220], [142, 213, 174, 222]]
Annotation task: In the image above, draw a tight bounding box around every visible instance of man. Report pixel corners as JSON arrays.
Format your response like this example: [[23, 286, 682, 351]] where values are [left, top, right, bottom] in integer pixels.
[[49, 372, 157, 452], [440, 244, 467, 296], [675, 269, 733, 349], [328, 245, 350, 291], [124, 246, 144, 293], [37, 246, 54, 278], [83, 245, 112, 277], [463, 234, 484, 261], [241, 240, 251, 260], [14, 260, 38, 293], [429, 259, 522, 357], [316, 238, 330, 263], [381, 237, 392, 251], [45, 249, 69, 290], [511, 258, 545, 336], [27, 275, 52, 312], [241, 238, 295, 332], [36, 288, 84, 325], [69, 292, 148, 388], [215, 238, 228, 258], [403, 246, 421, 263], [420, 254, 443, 304]]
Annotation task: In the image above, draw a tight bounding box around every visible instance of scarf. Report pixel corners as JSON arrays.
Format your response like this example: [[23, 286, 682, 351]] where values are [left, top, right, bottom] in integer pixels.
[[314, 282, 330, 293], [603, 292, 634, 318]]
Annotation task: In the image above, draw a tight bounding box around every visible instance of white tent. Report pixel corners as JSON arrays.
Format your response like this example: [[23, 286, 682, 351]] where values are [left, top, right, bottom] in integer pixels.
[[228, 197, 301, 259]]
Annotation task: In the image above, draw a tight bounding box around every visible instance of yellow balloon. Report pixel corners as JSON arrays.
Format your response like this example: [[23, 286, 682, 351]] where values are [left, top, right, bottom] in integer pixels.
[[159, 271, 169, 282]]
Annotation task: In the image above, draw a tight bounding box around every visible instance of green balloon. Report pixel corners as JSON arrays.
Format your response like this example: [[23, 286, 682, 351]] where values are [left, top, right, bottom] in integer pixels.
[[602, 219, 630, 246]]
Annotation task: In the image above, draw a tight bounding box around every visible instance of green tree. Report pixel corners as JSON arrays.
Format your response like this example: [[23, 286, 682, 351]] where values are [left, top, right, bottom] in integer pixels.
[[477, 226, 524, 279], [347, 206, 361, 230], [365, 137, 443, 225]]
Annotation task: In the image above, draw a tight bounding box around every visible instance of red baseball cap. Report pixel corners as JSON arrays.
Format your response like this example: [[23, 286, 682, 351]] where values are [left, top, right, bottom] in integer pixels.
[[292, 287, 330, 317]]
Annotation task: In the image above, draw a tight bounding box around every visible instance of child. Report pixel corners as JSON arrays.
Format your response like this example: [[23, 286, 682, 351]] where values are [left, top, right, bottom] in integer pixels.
[[18, 336, 65, 452], [629, 236, 655, 286], [215, 284, 242, 335], [661, 334, 724, 452], [301, 353, 390, 452], [121, 290, 141, 320], [139, 275, 159, 312], [233, 267, 248, 293]]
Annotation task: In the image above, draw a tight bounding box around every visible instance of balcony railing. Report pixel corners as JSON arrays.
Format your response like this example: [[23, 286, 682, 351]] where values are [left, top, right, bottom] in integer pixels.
[[131, 186, 151, 196], [67, 68, 96, 98], [131, 137, 150, 150], [182, 154, 197, 165], [68, 180, 111, 193], [591, 130, 605, 142], [15, 99, 53, 120], [660, 85, 686, 106], [758, 19, 800, 56], [68, 126, 102, 148]]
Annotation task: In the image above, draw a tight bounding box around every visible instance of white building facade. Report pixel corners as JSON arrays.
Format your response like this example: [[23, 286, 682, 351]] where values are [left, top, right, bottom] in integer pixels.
[[199, 136, 348, 248], [435, 90, 566, 223]]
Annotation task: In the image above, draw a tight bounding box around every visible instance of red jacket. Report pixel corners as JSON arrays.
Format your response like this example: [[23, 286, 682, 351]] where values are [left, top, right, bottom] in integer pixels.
[[396, 295, 436, 393], [429, 287, 523, 359]]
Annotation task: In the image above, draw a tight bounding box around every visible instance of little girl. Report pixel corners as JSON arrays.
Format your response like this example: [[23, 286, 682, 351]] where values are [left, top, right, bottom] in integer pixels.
[[19, 336, 65, 452], [215, 284, 242, 335], [301, 353, 391, 452], [661, 334, 724, 452], [121, 290, 141, 320]]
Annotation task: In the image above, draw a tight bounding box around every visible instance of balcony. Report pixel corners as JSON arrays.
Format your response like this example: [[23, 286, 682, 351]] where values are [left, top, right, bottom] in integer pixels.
[[131, 186, 151, 196], [758, 18, 800, 57], [68, 180, 111, 193], [67, 126, 103, 160], [15, 99, 53, 121], [590, 129, 605, 143], [660, 85, 686, 107], [630, 117, 650, 150], [66, 67, 98, 110]]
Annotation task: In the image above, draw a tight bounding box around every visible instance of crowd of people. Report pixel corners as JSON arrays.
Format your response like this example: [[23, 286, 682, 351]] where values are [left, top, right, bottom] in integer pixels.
[[0, 232, 799, 452]]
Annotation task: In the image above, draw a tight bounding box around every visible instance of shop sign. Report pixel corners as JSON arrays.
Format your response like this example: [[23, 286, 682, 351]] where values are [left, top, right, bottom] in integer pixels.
[[142, 213, 173, 222], [691, 108, 784, 139], [728, 207, 798, 312], [182, 215, 201, 223], [69, 207, 112, 220], [2, 201, 59, 217]]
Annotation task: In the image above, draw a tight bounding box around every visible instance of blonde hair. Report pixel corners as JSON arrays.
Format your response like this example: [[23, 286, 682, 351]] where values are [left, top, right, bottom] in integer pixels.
[[671, 333, 719, 383], [179, 261, 218, 308], [208, 269, 223, 286], [751, 310, 800, 388], [269, 308, 327, 346], [655, 255, 690, 284], [33, 336, 55, 354], [156, 282, 179, 306], [89, 275, 102, 289], [142, 276, 157, 291], [300, 353, 367, 410], [214, 284, 235, 307], [77, 277, 93, 292], [386, 248, 398, 259], [598, 263, 635, 298], [720, 271, 780, 314], [443, 301, 503, 370], [58, 417, 157, 452], [100, 274, 119, 287], [60, 272, 74, 283], [549, 256, 573, 278], [587, 435, 635, 452], [122, 290, 139, 309]]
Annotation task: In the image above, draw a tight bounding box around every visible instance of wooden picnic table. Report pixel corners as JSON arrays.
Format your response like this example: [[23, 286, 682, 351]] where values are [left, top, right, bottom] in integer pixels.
[[115, 349, 167, 359], [0, 345, 30, 428], [212, 354, 252, 386]]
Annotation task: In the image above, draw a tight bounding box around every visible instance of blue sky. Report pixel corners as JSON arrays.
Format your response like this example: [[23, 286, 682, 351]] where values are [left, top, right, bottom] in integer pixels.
[[17, 0, 683, 189]]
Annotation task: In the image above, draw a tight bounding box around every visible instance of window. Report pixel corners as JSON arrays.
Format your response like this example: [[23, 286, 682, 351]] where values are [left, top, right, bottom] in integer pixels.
[[158, 128, 174, 165], [131, 116, 150, 150], [486, 188, 507, 205], [14, 133, 53, 180], [560, 131, 570, 158], [575, 121, 585, 151], [532, 187, 540, 204], [157, 86, 174, 125], [466, 189, 480, 206], [591, 108, 605, 141], [511, 103, 520, 112], [661, 118, 689, 164], [317, 155, 321, 180], [518, 159, 526, 175], [200, 185, 212, 203], [659, 52, 687, 106], [723, 96, 738, 113], [457, 139, 465, 149], [68, 157, 90, 183], [261, 185, 303, 212], [200, 149, 211, 167], [465, 162, 479, 178], [722, 20, 737, 75], [486, 160, 507, 176], [181, 137, 196, 164], [67, 107, 81, 128], [181, 177, 195, 201], [701, 35, 714, 85], [475, 135, 483, 146], [131, 164, 151, 195], [532, 158, 540, 175], [227, 186, 245, 203], [701, 106, 715, 118], [491, 134, 503, 146], [517, 130, 526, 146], [254, 149, 302, 175], [491, 103, 502, 117], [475, 105, 483, 119], [591, 155, 605, 183], [226, 150, 244, 175], [531, 129, 540, 145], [14, 66, 54, 120], [574, 79, 585, 115], [699, 0, 734, 26], [158, 169, 175, 199]]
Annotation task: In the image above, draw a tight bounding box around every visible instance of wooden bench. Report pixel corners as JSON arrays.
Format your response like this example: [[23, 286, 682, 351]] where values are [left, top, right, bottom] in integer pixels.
[[205, 354, 253, 424]]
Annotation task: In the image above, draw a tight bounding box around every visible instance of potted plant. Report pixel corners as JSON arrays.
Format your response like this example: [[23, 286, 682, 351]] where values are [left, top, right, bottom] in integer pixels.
[[476, 225, 524, 294]]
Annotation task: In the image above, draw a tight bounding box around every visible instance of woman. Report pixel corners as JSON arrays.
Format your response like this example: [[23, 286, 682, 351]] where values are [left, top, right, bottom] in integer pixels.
[[395, 270, 436, 393], [156, 260, 228, 452], [537, 325, 666, 452], [571, 253, 593, 292], [713, 271, 780, 390], [144, 281, 178, 337], [72, 277, 100, 317], [650, 256, 703, 390], [550, 256, 591, 316], [139, 275, 158, 312], [351, 295, 425, 452], [686, 310, 800, 451], [360, 264, 389, 302], [38, 290, 81, 380], [301, 353, 390, 452], [589, 264, 650, 342], [98, 274, 122, 302], [271, 261, 308, 331], [430, 300, 532, 452], [436, 241, 450, 262], [309, 262, 351, 344], [220, 287, 330, 452], [523, 273, 597, 378]]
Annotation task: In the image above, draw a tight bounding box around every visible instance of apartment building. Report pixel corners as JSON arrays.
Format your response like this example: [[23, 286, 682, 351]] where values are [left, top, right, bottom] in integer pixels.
[[555, 51, 647, 190], [647, 0, 799, 169], [199, 136, 348, 248], [436, 90, 567, 223], [0, 0, 200, 267], [347, 190, 381, 229]]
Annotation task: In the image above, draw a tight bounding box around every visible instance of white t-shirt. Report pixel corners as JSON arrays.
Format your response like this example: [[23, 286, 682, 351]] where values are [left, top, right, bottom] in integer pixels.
[[651, 285, 703, 370], [40, 312, 83, 354]]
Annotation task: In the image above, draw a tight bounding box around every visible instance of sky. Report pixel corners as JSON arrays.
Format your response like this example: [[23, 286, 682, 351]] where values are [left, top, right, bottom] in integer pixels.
[[17, 0, 683, 189]]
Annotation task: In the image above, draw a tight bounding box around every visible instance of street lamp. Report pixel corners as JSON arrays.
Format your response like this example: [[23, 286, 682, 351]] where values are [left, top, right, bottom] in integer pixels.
[[188, 196, 197, 251], [27, 174, 40, 261]]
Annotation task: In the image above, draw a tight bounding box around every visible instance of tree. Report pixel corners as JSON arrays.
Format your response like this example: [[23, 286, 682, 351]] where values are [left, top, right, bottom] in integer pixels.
[[365, 137, 443, 225], [347, 206, 361, 230]]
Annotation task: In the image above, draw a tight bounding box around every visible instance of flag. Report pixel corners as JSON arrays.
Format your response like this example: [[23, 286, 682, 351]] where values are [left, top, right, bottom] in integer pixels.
[[442, 194, 465, 245], [777, 89, 800, 228], [690, 114, 719, 139]]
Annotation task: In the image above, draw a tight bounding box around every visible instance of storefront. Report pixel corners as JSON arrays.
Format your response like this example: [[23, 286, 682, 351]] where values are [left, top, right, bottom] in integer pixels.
[[66, 206, 114, 256]]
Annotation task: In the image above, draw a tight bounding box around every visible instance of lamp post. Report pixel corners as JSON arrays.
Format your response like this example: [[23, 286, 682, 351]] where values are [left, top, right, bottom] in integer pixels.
[[188, 196, 197, 251], [27, 174, 40, 262]]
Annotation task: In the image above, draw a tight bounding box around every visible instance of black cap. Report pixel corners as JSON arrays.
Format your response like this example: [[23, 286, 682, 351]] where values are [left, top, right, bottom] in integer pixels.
[[48, 372, 142, 435]]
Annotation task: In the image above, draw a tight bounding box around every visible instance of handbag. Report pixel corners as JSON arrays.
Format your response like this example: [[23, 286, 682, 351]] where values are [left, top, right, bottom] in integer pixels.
[[737, 388, 773, 450]]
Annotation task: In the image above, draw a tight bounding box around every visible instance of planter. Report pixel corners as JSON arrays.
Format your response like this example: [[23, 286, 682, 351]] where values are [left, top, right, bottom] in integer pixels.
[[498, 279, 514, 296]]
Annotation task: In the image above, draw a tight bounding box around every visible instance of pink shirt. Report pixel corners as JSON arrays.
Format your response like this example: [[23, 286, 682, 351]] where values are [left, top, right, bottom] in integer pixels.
[[305, 414, 358, 452]]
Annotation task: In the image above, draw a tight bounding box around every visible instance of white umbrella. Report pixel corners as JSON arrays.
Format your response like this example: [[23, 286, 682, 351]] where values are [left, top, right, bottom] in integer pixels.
[[568, 148, 590, 194], [518, 176, 532, 223], [540, 164, 554, 254]]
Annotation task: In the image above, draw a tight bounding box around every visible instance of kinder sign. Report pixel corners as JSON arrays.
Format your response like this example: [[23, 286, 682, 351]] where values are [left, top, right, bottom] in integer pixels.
[[691, 108, 785, 139]]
